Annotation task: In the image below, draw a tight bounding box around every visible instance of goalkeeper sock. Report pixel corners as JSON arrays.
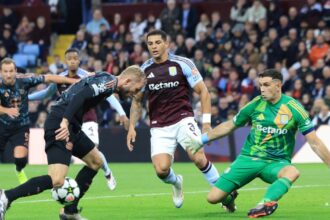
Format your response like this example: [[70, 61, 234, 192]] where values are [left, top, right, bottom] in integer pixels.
[[161, 168, 178, 185], [5, 175, 52, 203], [64, 166, 98, 214], [259, 177, 292, 204], [199, 161, 219, 185], [99, 151, 112, 177]]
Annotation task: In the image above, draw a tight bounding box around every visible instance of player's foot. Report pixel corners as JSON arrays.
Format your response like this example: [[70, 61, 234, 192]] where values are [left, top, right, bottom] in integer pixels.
[[16, 170, 28, 184], [247, 201, 278, 218], [106, 173, 117, 191], [181, 131, 203, 154], [0, 190, 8, 220], [221, 190, 238, 213], [59, 208, 88, 220], [172, 175, 184, 208]]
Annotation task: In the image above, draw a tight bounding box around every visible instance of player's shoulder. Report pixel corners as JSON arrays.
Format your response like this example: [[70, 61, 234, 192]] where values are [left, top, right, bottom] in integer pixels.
[[283, 95, 303, 107], [169, 54, 195, 68], [141, 58, 154, 71]]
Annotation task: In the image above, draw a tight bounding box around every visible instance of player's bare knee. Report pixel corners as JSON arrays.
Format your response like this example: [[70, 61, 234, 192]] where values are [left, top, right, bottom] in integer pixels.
[[280, 166, 300, 182], [90, 156, 103, 170], [51, 176, 65, 188], [154, 165, 170, 179], [207, 192, 220, 204]]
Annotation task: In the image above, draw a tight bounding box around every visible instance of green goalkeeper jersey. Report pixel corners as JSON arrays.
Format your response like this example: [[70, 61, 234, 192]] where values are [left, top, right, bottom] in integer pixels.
[[233, 94, 314, 162]]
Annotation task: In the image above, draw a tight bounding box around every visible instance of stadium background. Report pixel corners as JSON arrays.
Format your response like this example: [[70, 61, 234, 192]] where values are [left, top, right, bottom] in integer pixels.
[[1, 0, 330, 164]]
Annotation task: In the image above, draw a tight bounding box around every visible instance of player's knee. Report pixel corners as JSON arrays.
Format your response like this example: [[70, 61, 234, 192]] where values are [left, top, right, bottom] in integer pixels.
[[89, 156, 103, 170], [154, 165, 170, 179], [207, 192, 220, 204], [51, 176, 65, 188], [281, 166, 300, 182]]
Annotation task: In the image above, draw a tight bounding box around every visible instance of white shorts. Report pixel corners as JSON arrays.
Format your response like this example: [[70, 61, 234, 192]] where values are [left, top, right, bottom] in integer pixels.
[[81, 121, 99, 145], [150, 117, 201, 158]]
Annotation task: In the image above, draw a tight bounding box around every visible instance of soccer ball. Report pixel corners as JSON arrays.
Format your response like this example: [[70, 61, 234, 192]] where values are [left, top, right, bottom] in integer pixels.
[[51, 177, 80, 205]]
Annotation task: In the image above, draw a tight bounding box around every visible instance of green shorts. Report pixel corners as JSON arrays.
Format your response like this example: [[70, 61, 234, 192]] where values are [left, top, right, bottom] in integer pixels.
[[215, 155, 291, 193]]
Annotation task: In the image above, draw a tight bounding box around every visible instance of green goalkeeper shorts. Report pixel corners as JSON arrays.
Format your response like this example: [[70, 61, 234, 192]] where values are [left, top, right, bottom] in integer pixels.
[[215, 155, 291, 193]]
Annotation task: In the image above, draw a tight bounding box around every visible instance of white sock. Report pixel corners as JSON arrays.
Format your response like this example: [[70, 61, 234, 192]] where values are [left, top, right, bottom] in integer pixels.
[[200, 161, 219, 186], [162, 168, 178, 186], [99, 151, 112, 177]]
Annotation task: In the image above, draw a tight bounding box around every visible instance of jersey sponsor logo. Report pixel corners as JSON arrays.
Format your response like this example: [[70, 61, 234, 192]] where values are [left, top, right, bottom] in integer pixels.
[[256, 125, 288, 134], [169, 66, 177, 76], [148, 81, 179, 90], [91, 83, 107, 95], [147, 72, 155, 78], [191, 67, 199, 75], [280, 114, 289, 125]]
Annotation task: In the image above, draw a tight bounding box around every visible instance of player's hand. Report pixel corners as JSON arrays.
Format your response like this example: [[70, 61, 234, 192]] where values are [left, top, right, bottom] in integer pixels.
[[119, 115, 129, 130], [127, 126, 136, 152], [56, 118, 69, 141], [5, 107, 19, 118], [202, 123, 212, 146]]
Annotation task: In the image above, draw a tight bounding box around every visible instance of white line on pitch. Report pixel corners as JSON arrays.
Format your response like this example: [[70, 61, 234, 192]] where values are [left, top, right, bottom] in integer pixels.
[[15, 184, 330, 204]]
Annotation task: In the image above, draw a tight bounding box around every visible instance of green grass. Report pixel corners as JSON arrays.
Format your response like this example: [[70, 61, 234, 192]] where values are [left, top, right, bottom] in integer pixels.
[[1, 163, 330, 219]]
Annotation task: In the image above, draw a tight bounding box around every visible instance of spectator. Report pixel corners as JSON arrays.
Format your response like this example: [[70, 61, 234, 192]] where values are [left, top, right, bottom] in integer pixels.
[[0, 27, 17, 55], [300, 0, 323, 28], [109, 13, 122, 34], [71, 29, 88, 53], [49, 54, 65, 74], [0, 7, 18, 30], [159, 0, 180, 39], [210, 11, 222, 32], [322, 66, 330, 87], [312, 104, 330, 128], [267, 0, 282, 28], [309, 35, 329, 66], [180, 0, 198, 38], [288, 7, 300, 29], [247, 0, 266, 24], [15, 15, 34, 43], [129, 13, 146, 43], [323, 85, 330, 108], [143, 12, 161, 34], [31, 16, 51, 61], [86, 8, 110, 35], [0, 45, 8, 60], [195, 13, 209, 41], [230, 0, 249, 25]]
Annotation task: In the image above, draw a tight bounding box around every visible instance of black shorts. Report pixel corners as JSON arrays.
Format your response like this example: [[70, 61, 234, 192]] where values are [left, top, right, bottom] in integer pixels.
[[0, 123, 29, 152], [44, 113, 95, 166]]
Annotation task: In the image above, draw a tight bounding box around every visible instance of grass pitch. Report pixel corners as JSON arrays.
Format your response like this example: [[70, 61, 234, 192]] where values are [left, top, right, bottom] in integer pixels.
[[0, 163, 330, 219]]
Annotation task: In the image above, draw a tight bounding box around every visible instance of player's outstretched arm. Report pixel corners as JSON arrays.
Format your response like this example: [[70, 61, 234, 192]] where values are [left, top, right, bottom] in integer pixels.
[[193, 81, 212, 132], [305, 131, 330, 168], [106, 94, 129, 129], [44, 74, 78, 84], [28, 83, 57, 101], [205, 120, 237, 143], [127, 91, 144, 151]]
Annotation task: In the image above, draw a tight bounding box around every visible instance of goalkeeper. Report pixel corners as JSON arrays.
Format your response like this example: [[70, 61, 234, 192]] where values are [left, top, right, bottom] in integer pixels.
[[183, 69, 330, 218]]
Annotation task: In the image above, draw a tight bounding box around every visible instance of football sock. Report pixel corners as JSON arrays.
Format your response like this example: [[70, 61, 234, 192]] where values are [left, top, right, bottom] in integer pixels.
[[161, 168, 178, 185], [5, 175, 52, 203], [64, 166, 98, 214], [98, 151, 111, 177], [199, 161, 219, 185], [15, 157, 28, 172], [260, 177, 292, 204]]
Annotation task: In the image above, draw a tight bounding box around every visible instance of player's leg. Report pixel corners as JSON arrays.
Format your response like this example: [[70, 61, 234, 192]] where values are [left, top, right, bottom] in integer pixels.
[[10, 126, 30, 184], [248, 162, 297, 218], [82, 121, 116, 190], [178, 118, 219, 185], [208, 155, 265, 212], [0, 140, 71, 219], [150, 126, 183, 208], [62, 132, 102, 217]]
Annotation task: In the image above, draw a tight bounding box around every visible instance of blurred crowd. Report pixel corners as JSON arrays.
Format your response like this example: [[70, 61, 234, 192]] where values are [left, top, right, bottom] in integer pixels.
[[2, 0, 330, 130]]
